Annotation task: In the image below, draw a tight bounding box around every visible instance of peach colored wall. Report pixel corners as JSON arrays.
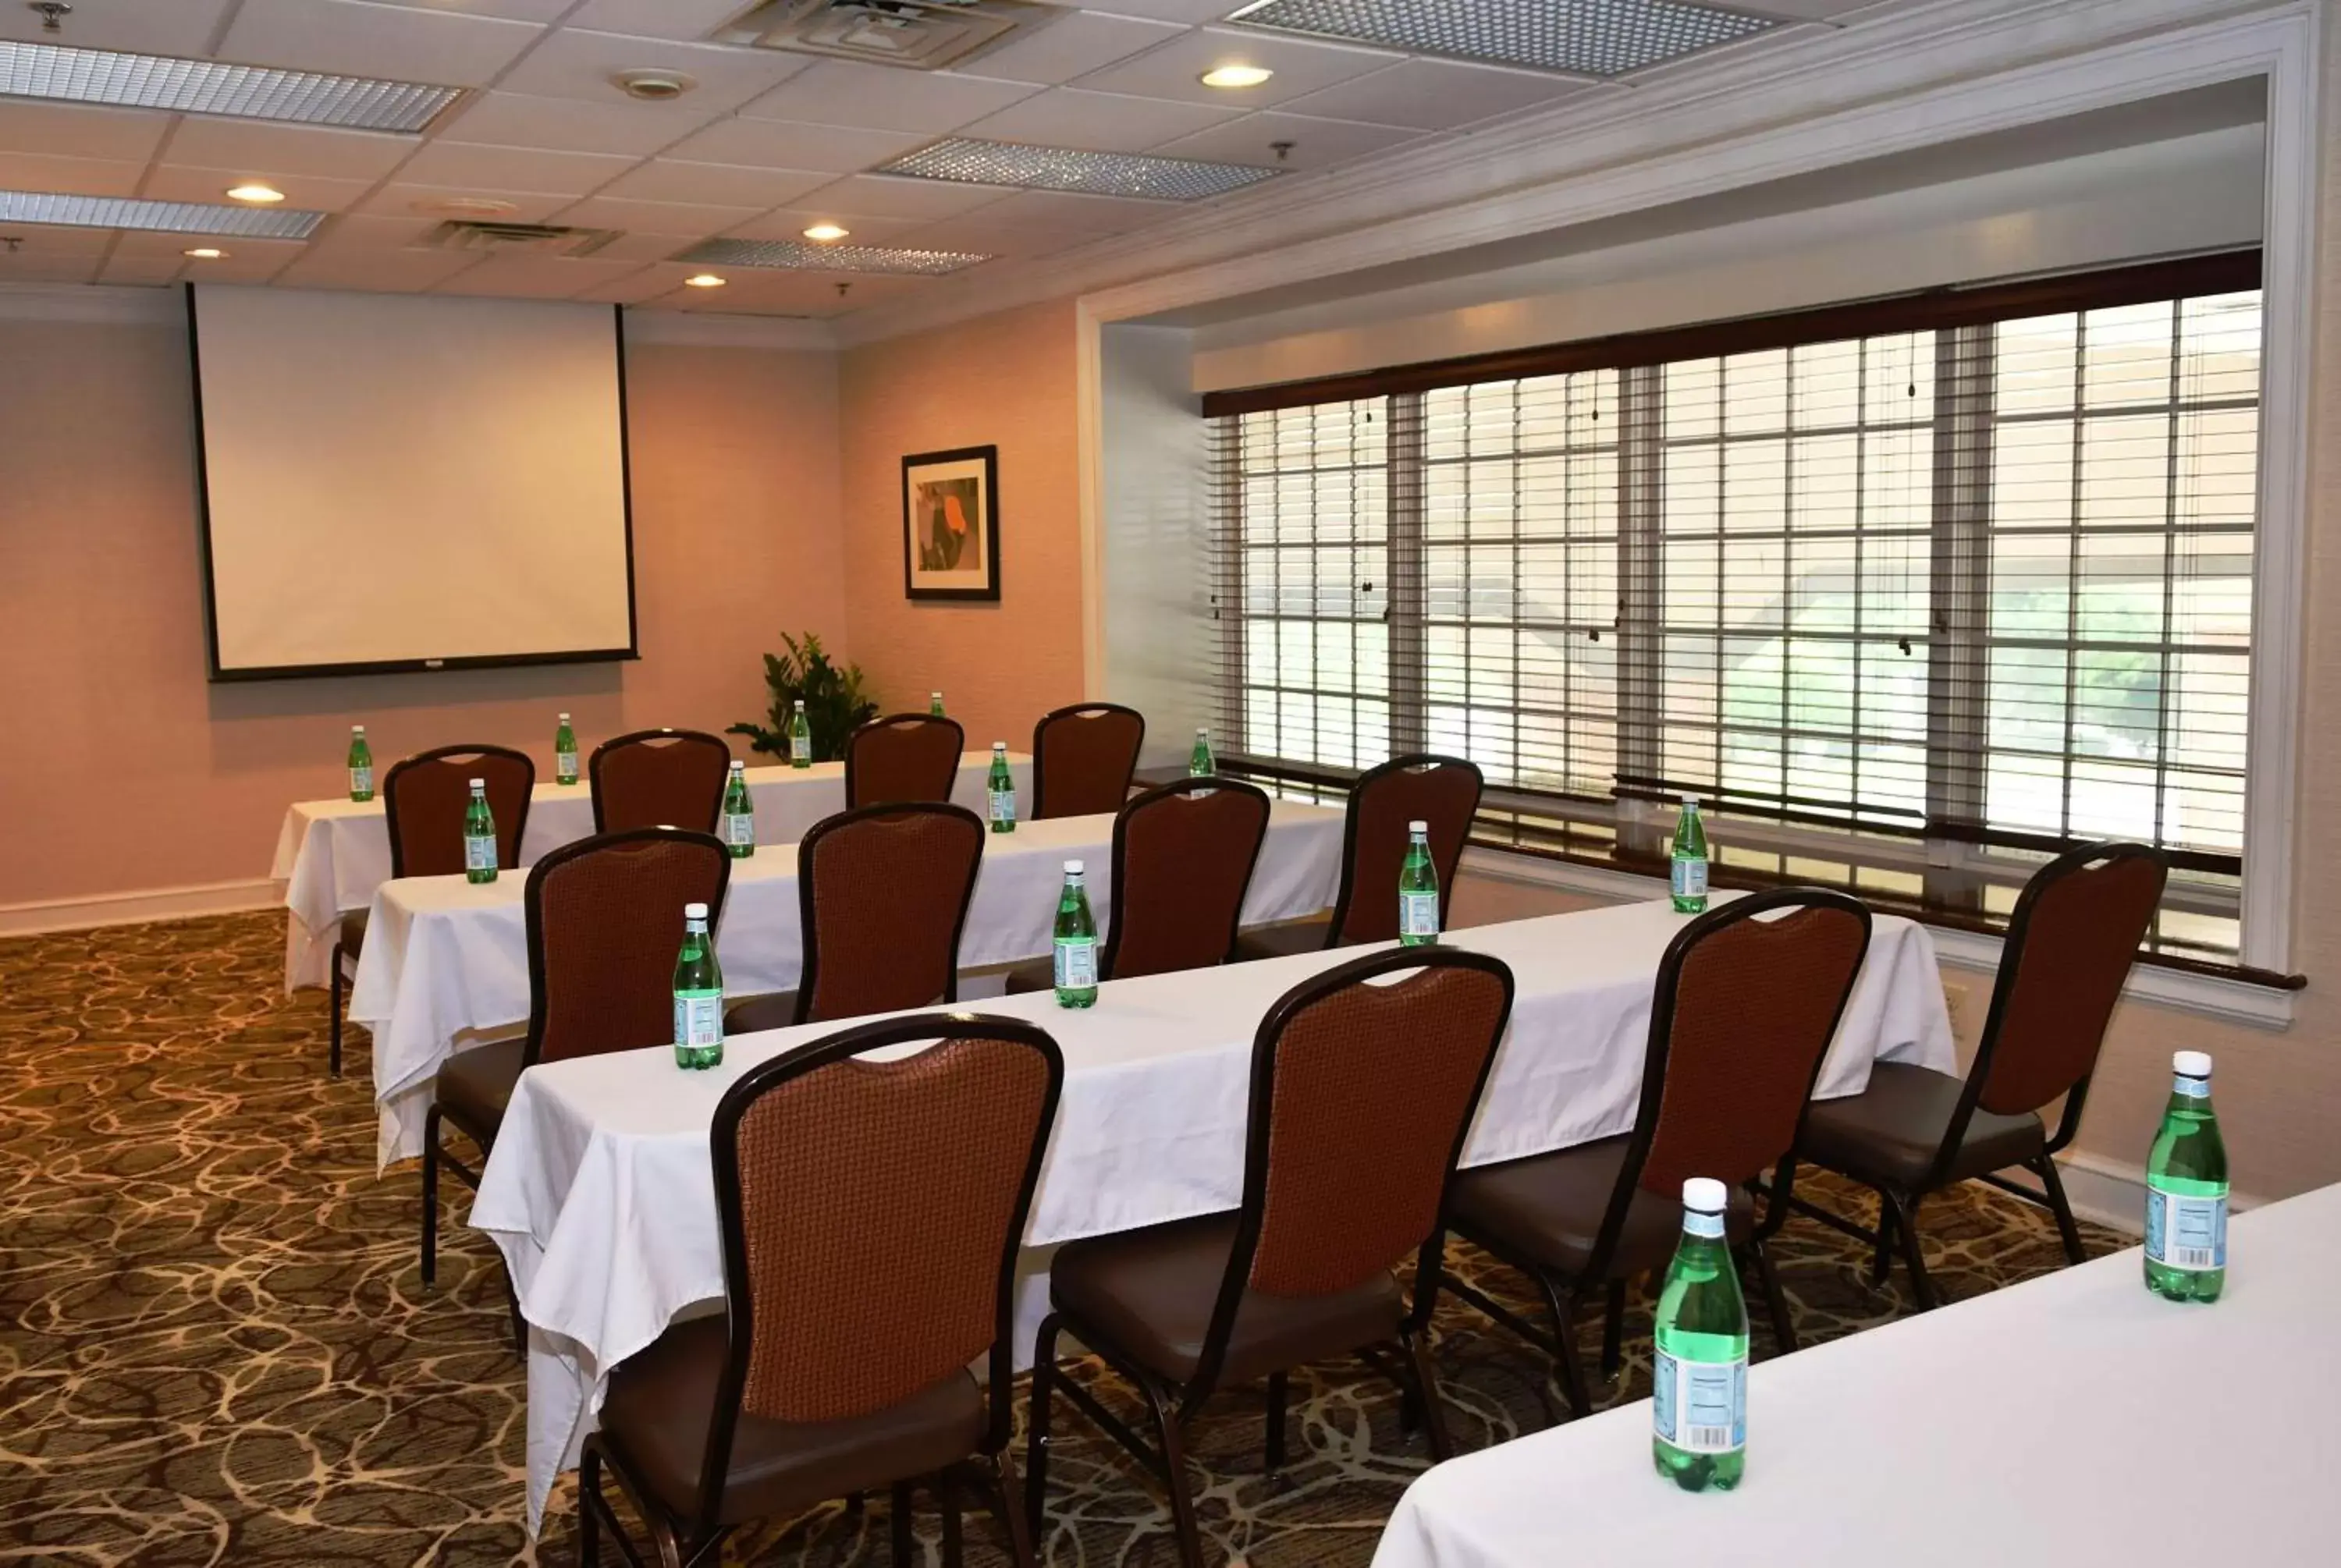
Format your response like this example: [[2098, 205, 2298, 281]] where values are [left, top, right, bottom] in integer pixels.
[[0, 311, 843, 910], [837, 299, 1085, 751]]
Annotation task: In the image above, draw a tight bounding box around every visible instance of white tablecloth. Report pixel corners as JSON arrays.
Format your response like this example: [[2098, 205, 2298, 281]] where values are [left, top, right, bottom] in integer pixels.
[[352, 800, 1345, 1169], [1373, 1182, 2332, 1568], [271, 754, 1032, 992], [471, 896, 1954, 1534]]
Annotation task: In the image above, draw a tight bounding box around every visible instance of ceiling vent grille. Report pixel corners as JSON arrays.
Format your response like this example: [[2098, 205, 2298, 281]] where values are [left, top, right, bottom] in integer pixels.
[[709, 0, 1058, 71], [415, 220, 619, 257]]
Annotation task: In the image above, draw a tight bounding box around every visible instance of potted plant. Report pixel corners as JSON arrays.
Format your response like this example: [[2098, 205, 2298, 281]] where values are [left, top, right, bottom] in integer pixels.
[[728, 632, 879, 764]]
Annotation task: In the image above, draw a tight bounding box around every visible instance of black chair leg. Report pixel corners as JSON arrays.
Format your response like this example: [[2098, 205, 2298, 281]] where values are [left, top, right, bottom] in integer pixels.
[[504, 1271, 527, 1357], [1137, 1372, 1206, 1568], [328, 943, 345, 1078], [420, 1104, 440, 1288], [577, 1439, 601, 1566], [1869, 1191, 1896, 1286], [1399, 1329, 1455, 1462], [989, 1451, 1039, 1568], [940, 1470, 963, 1568], [1746, 1237, 1799, 1356], [1599, 1279, 1626, 1378], [1264, 1369, 1288, 1474], [1025, 1313, 1060, 1546], [2034, 1156, 2088, 1266], [890, 1480, 915, 1568], [1533, 1275, 1593, 1421], [1883, 1190, 1938, 1311]]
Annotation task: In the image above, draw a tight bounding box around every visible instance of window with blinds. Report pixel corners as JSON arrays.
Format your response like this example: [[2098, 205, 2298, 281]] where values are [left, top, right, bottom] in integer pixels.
[[1203, 254, 2264, 963]]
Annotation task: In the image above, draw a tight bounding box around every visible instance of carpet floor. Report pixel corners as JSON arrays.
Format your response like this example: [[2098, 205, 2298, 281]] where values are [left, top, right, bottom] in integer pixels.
[[0, 911, 2115, 1566]]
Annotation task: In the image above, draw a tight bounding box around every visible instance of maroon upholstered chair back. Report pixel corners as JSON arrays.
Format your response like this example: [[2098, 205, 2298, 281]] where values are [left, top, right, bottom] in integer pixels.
[[588, 729, 733, 835], [844, 714, 965, 810], [525, 828, 731, 1066], [1104, 779, 1273, 981], [383, 745, 535, 878], [1330, 755, 1483, 945], [1973, 843, 2168, 1118], [797, 803, 986, 1025], [1031, 703, 1145, 819]]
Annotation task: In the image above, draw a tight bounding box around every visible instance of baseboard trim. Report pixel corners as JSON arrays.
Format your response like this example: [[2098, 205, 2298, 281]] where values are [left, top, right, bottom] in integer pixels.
[[0, 878, 280, 936], [2051, 1149, 2265, 1237]]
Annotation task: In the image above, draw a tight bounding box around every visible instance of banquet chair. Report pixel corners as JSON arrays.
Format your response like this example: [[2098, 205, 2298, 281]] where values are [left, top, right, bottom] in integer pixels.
[[1030, 702, 1145, 819], [579, 1013, 1061, 1568], [421, 827, 730, 1350], [1004, 778, 1271, 995], [1026, 947, 1515, 1568], [722, 802, 985, 1034], [329, 743, 533, 1077], [844, 712, 965, 809], [589, 728, 734, 834], [1433, 889, 1871, 1420], [1790, 842, 2167, 1309], [1233, 754, 1482, 962]]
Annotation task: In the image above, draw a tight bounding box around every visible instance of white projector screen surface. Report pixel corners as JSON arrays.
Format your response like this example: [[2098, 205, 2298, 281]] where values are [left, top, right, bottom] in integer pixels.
[[190, 286, 634, 677]]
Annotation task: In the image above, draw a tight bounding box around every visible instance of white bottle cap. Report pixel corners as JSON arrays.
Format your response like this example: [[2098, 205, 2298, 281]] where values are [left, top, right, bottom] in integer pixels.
[[559, 711, 570, 721], [932, 690, 943, 699], [1682, 1176, 1728, 1215], [993, 740, 1007, 750], [1197, 727, 1209, 736], [2173, 1050, 2213, 1079], [1064, 860, 1085, 874], [352, 724, 364, 733], [730, 758, 744, 769], [684, 902, 708, 920], [1681, 793, 1699, 805], [1409, 819, 1429, 834], [468, 777, 485, 789]]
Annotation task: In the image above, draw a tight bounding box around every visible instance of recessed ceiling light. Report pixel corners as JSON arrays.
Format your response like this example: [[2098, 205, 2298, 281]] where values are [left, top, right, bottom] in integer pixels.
[[0, 189, 323, 238], [1200, 63, 1274, 88], [677, 238, 989, 277], [683, 272, 726, 288], [879, 139, 1281, 202], [801, 222, 850, 243], [0, 38, 464, 131], [1224, 0, 1780, 78], [612, 69, 694, 101], [183, 247, 226, 258], [226, 183, 285, 204]]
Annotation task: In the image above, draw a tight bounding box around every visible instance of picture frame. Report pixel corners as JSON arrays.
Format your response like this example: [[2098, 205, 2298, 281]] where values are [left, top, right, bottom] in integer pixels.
[[901, 445, 1000, 602]]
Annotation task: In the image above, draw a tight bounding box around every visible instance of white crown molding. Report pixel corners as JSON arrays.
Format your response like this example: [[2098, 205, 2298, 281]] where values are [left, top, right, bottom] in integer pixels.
[[836, 0, 2298, 348], [0, 281, 181, 324], [620, 310, 838, 351]]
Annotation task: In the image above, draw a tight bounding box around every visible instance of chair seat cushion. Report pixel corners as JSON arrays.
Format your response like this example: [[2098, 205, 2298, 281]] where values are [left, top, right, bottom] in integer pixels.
[[600, 1314, 984, 1525], [1001, 959, 1053, 997], [1050, 1211, 1403, 1386], [1231, 917, 1333, 963], [435, 1038, 525, 1144], [1798, 1062, 2047, 1190], [723, 993, 801, 1034], [337, 908, 368, 965], [1451, 1134, 1754, 1282]]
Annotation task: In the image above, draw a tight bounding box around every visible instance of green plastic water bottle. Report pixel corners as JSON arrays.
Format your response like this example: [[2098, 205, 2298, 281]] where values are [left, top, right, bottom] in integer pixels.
[[1053, 860, 1098, 1009], [2144, 1050, 2228, 1303], [346, 725, 375, 803], [1398, 819, 1438, 946], [672, 902, 723, 1070], [554, 712, 578, 786], [788, 700, 812, 770], [987, 742, 1017, 834], [1671, 796, 1710, 914], [1653, 1176, 1747, 1492], [720, 759, 755, 859], [1189, 727, 1215, 777], [930, 690, 946, 718], [462, 778, 497, 885]]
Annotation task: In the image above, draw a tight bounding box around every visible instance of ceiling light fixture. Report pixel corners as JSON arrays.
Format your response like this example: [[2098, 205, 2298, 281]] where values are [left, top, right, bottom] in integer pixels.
[[0, 189, 324, 238], [1200, 63, 1274, 88], [0, 38, 464, 131], [878, 138, 1281, 202], [677, 237, 989, 276], [1224, 0, 1778, 78], [612, 68, 694, 101], [683, 272, 726, 287], [182, 246, 226, 258], [225, 183, 285, 204], [801, 222, 850, 242]]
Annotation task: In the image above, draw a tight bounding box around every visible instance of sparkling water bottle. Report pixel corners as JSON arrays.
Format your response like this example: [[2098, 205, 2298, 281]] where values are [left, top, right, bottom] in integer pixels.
[[788, 701, 812, 769], [720, 759, 755, 859], [1398, 819, 1439, 947], [1189, 728, 1215, 777], [1053, 860, 1098, 1009], [554, 712, 578, 786], [987, 742, 1017, 834], [346, 725, 374, 803], [462, 779, 497, 885], [671, 903, 723, 1070], [2144, 1050, 2228, 1303], [1671, 796, 1710, 914], [929, 690, 946, 718], [1653, 1176, 1747, 1492]]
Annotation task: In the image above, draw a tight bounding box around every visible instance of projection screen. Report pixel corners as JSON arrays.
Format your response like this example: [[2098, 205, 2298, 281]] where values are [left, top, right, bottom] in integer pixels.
[[188, 285, 635, 679]]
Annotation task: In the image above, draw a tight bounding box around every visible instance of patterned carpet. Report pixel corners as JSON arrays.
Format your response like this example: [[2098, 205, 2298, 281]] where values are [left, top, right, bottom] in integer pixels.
[[0, 911, 2115, 1567]]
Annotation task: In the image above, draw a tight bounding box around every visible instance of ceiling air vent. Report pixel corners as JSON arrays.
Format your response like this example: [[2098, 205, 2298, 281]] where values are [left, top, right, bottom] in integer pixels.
[[417, 220, 619, 257], [710, 0, 1058, 71]]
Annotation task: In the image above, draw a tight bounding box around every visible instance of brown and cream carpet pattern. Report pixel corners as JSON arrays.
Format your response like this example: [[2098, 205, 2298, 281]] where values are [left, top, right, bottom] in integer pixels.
[[1, 911, 2114, 1566]]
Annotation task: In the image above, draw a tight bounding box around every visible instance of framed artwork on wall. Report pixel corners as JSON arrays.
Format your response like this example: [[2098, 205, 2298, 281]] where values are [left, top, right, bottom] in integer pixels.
[[901, 445, 1000, 602]]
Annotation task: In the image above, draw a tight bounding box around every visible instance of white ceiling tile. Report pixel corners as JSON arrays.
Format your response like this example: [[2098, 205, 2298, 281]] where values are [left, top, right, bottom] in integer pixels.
[[956, 87, 1242, 154], [1149, 109, 1431, 169], [1070, 25, 1401, 109], [394, 140, 637, 195], [146, 165, 377, 211], [278, 246, 483, 291], [360, 0, 574, 21], [1277, 58, 1596, 131], [961, 11, 1186, 86], [99, 252, 191, 286], [308, 210, 443, 248], [355, 183, 576, 222], [218, 0, 543, 88], [1740, 0, 1895, 16], [0, 101, 172, 164], [594, 159, 833, 209], [723, 208, 926, 246], [552, 193, 768, 236], [0, 0, 231, 54], [433, 251, 648, 298], [0, 224, 112, 255], [563, 0, 748, 44], [785, 173, 1009, 221], [736, 61, 1039, 136], [437, 91, 723, 157], [1050, 0, 1245, 22], [0, 248, 101, 284], [888, 213, 1101, 261], [584, 263, 697, 303], [115, 234, 306, 285], [954, 186, 1186, 230], [672, 269, 928, 317], [663, 117, 927, 176], [0, 151, 150, 197], [581, 229, 697, 262], [495, 29, 812, 112], [160, 119, 417, 180]]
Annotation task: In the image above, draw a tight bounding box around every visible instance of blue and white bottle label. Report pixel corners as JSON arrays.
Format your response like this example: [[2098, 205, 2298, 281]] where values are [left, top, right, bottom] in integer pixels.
[[556, 752, 577, 782], [2172, 1073, 2211, 1099], [464, 834, 496, 872], [1654, 1349, 1746, 1454], [989, 788, 1017, 825], [1400, 891, 1440, 938], [1054, 938, 1096, 990], [673, 991, 722, 1049], [725, 812, 755, 849], [1671, 858, 1709, 899], [350, 766, 373, 796], [2144, 1181, 2228, 1272]]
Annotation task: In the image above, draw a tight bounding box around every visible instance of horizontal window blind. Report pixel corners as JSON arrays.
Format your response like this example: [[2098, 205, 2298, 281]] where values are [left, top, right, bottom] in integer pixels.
[[1204, 253, 2264, 961]]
